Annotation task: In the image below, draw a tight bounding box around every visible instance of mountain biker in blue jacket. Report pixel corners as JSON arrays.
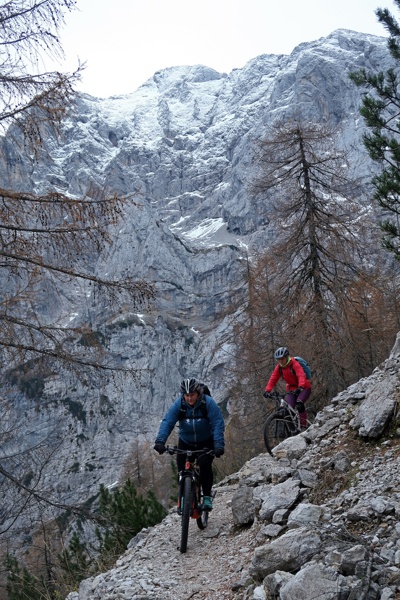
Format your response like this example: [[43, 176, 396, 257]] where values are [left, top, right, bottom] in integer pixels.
[[154, 378, 225, 511]]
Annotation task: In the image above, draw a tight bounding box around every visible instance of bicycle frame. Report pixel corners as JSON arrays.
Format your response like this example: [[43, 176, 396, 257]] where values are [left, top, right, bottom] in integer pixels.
[[279, 398, 300, 426], [270, 391, 301, 428], [263, 391, 315, 454], [166, 446, 214, 553], [178, 452, 202, 519]]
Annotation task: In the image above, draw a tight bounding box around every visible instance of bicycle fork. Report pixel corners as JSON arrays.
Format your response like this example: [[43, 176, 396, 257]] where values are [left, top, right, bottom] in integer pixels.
[[177, 469, 201, 519]]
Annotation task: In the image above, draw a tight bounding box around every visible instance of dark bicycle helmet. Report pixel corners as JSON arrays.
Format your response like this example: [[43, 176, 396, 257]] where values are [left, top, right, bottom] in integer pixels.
[[180, 378, 200, 394], [274, 346, 289, 359]]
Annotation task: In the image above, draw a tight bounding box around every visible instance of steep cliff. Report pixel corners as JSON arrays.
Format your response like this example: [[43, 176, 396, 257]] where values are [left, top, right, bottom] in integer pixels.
[[0, 29, 393, 524]]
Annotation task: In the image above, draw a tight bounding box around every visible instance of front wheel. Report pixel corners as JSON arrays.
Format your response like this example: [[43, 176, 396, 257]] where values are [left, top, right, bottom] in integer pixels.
[[180, 476, 192, 553], [263, 411, 292, 455]]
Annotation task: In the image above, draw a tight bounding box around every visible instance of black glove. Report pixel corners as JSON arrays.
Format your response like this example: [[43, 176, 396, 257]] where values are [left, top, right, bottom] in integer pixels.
[[295, 401, 305, 413], [154, 442, 166, 455], [297, 387, 304, 393], [263, 391, 272, 399], [214, 447, 224, 457]]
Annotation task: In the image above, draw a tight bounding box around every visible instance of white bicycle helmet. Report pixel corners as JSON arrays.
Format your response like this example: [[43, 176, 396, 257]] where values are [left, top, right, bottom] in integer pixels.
[[274, 347, 289, 359]]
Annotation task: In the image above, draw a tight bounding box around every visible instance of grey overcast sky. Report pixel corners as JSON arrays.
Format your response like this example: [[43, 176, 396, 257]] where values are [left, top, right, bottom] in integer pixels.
[[53, 0, 390, 98]]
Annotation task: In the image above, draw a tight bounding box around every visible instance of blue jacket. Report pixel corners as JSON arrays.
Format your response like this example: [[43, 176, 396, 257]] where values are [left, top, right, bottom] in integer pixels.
[[155, 393, 225, 448]]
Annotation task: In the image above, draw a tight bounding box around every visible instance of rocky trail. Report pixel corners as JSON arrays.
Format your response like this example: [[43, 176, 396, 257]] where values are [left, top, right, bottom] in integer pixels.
[[68, 335, 400, 600], [69, 480, 260, 599]]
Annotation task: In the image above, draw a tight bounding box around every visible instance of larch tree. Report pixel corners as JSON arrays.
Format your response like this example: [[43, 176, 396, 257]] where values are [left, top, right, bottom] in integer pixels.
[[0, 1, 154, 374], [222, 254, 285, 469], [0, 1, 80, 139], [0, 0, 154, 583], [246, 120, 395, 404]]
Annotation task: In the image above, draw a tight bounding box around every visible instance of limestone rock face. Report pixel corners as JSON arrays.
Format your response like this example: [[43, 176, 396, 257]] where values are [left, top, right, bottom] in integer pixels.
[[0, 30, 393, 517]]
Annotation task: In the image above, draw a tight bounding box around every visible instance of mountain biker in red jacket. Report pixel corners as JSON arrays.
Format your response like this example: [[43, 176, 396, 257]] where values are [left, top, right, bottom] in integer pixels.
[[264, 347, 311, 427]]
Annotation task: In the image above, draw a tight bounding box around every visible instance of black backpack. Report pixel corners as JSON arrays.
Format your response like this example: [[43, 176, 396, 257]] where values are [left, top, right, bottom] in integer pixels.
[[178, 383, 211, 421]]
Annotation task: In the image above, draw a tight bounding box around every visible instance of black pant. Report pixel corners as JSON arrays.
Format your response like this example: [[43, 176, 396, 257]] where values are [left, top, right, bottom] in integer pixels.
[[177, 437, 214, 496]]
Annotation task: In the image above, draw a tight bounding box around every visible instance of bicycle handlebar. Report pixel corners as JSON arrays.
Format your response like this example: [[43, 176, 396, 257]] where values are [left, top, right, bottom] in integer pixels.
[[165, 445, 215, 457], [265, 389, 300, 399]]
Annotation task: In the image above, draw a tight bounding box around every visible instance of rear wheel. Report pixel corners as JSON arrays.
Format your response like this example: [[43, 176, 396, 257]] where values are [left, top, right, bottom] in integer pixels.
[[180, 477, 192, 553], [304, 408, 316, 428], [196, 511, 209, 529], [196, 505, 209, 530], [195, 483, 209, 530], [263, 411, 292, 455]]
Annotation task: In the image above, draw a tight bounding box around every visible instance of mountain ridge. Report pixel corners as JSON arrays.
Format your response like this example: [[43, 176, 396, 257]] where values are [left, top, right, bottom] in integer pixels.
[[0, 27, 396, 559]]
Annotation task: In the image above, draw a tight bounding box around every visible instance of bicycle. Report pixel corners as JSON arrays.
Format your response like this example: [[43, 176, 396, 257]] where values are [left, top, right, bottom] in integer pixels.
[[263, 391, 316, 455], [166, 446, 215, 553]]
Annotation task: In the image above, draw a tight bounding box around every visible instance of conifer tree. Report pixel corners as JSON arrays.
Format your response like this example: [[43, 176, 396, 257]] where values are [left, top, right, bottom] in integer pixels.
[[62, 479, 167, 576], [4, 554, 43, 600], [0, 0, 154, 374], [58, 531, 92, 591], [95, 480, 167, 566], [242, 120, 398, 403], [250, 121, 370, 399], [0, 0, 154, 587], [350, 0, 400, 257], [6, 480, 167, 597]]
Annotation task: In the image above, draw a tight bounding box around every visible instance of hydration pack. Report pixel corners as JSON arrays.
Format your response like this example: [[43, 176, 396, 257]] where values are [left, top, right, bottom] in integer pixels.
[[294, 357, 311, 380], [280, 357, 311, 380]]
